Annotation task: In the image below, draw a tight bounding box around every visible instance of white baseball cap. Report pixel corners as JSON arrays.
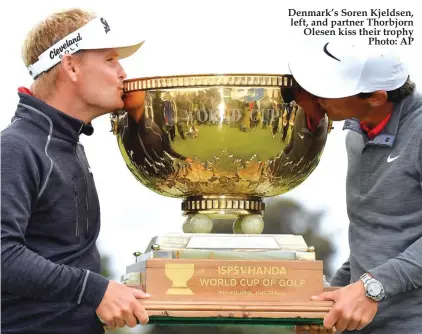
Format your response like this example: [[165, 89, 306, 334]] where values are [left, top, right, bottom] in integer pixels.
[[288, 42, 408, 99], [28, 16, 144, 79]]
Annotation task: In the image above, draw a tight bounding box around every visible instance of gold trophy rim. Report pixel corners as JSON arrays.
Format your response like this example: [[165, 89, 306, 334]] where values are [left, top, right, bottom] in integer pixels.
[[123, 73, 297, 92]]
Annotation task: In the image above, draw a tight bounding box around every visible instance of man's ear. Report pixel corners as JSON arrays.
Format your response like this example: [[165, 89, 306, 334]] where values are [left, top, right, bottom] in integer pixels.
[[60, 54, 80, 82], [367, 90, 388, 108]]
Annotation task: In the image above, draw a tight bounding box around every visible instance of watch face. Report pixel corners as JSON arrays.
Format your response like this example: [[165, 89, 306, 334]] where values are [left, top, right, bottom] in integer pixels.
[[368, 282, 381, 296]]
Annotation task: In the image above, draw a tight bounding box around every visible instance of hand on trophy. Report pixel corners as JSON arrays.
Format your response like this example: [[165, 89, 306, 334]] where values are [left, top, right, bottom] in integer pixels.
[[96, 280, 150, 330], [311, 280, 378, 332]]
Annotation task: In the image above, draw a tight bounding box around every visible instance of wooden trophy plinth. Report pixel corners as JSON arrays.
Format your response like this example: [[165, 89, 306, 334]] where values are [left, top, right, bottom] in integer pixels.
[[122, 233, 334, 327]]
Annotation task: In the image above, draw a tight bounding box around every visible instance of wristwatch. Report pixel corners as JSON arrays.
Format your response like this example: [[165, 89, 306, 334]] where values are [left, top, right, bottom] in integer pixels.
[[360, 273, 386, 302]]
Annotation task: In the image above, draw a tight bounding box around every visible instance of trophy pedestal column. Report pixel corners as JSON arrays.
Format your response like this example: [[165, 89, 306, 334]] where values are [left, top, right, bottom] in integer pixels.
[[182, 195, 266, 234]]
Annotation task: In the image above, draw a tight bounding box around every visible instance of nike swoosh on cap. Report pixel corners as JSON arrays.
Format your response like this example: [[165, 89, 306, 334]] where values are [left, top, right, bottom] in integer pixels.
[[323, 42, 341, 62]]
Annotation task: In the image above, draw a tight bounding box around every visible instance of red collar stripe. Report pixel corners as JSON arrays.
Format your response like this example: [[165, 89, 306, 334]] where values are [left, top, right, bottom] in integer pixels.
[[18, 87, 33, 95], [360, 113, 392, 140]]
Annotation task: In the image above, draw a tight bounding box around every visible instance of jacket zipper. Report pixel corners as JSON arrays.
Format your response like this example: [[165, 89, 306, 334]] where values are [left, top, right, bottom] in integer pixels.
[[74, 144, 90, 234], [74, 185, 79, 237]]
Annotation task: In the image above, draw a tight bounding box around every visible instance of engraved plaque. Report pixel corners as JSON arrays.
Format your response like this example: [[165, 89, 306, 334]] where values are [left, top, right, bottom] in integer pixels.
[[144, 259, 323, 302]]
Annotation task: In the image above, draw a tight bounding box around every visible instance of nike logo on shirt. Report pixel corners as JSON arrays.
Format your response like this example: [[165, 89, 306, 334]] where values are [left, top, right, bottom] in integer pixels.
[[387, 154, 400, 163]]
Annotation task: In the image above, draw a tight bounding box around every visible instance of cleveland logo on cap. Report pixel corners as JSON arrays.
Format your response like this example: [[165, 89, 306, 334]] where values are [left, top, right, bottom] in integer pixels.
[[49, 33, 83, 60]]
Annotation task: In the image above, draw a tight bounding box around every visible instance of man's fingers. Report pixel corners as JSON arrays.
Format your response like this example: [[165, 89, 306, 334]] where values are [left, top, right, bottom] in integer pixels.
[[334, 316, 349, 333], [123, 312, 138, 328], [346, 317, 360, 331], [357, 315, 373, 330], [132, 288, 151, 299], [114, 318, 125, 328], [310, 294, 324, 301], [323, 306, 340, 330], [103, 321, 116, 331], [101, 318, 115, 329], [313, 290, 338, 330], [134, 304, 149, 325], [311, 291, 335, 301]]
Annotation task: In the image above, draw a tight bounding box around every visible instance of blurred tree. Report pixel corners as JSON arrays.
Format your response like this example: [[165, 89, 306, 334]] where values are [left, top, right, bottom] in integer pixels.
[[100, 253, 112, 279], [262, 197, 335, 278]]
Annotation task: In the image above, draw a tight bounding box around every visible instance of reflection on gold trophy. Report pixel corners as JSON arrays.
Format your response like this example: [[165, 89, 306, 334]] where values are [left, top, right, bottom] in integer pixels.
[[165, 263, 195, 295]]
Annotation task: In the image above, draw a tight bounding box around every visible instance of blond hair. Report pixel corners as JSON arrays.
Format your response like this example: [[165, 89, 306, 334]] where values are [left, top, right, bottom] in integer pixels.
[[22, 9, 96, 99]]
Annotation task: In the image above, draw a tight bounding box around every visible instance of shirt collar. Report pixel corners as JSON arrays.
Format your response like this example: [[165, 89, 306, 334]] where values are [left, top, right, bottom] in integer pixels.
[[359, 112, 392, 141], [16, 91, 94, 143], [342, 91, 421, 147]]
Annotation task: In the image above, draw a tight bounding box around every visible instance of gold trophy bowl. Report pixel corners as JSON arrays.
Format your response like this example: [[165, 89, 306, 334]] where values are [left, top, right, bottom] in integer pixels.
[[111, 74, 331, 233]]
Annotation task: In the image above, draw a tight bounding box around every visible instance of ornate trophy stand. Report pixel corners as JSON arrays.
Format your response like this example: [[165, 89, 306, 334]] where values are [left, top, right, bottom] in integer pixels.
[[111, 74, 334, 330]]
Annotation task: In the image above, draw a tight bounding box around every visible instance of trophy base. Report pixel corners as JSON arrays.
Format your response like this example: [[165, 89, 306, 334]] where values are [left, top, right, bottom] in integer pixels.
[[122, 233, 334, 327]]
